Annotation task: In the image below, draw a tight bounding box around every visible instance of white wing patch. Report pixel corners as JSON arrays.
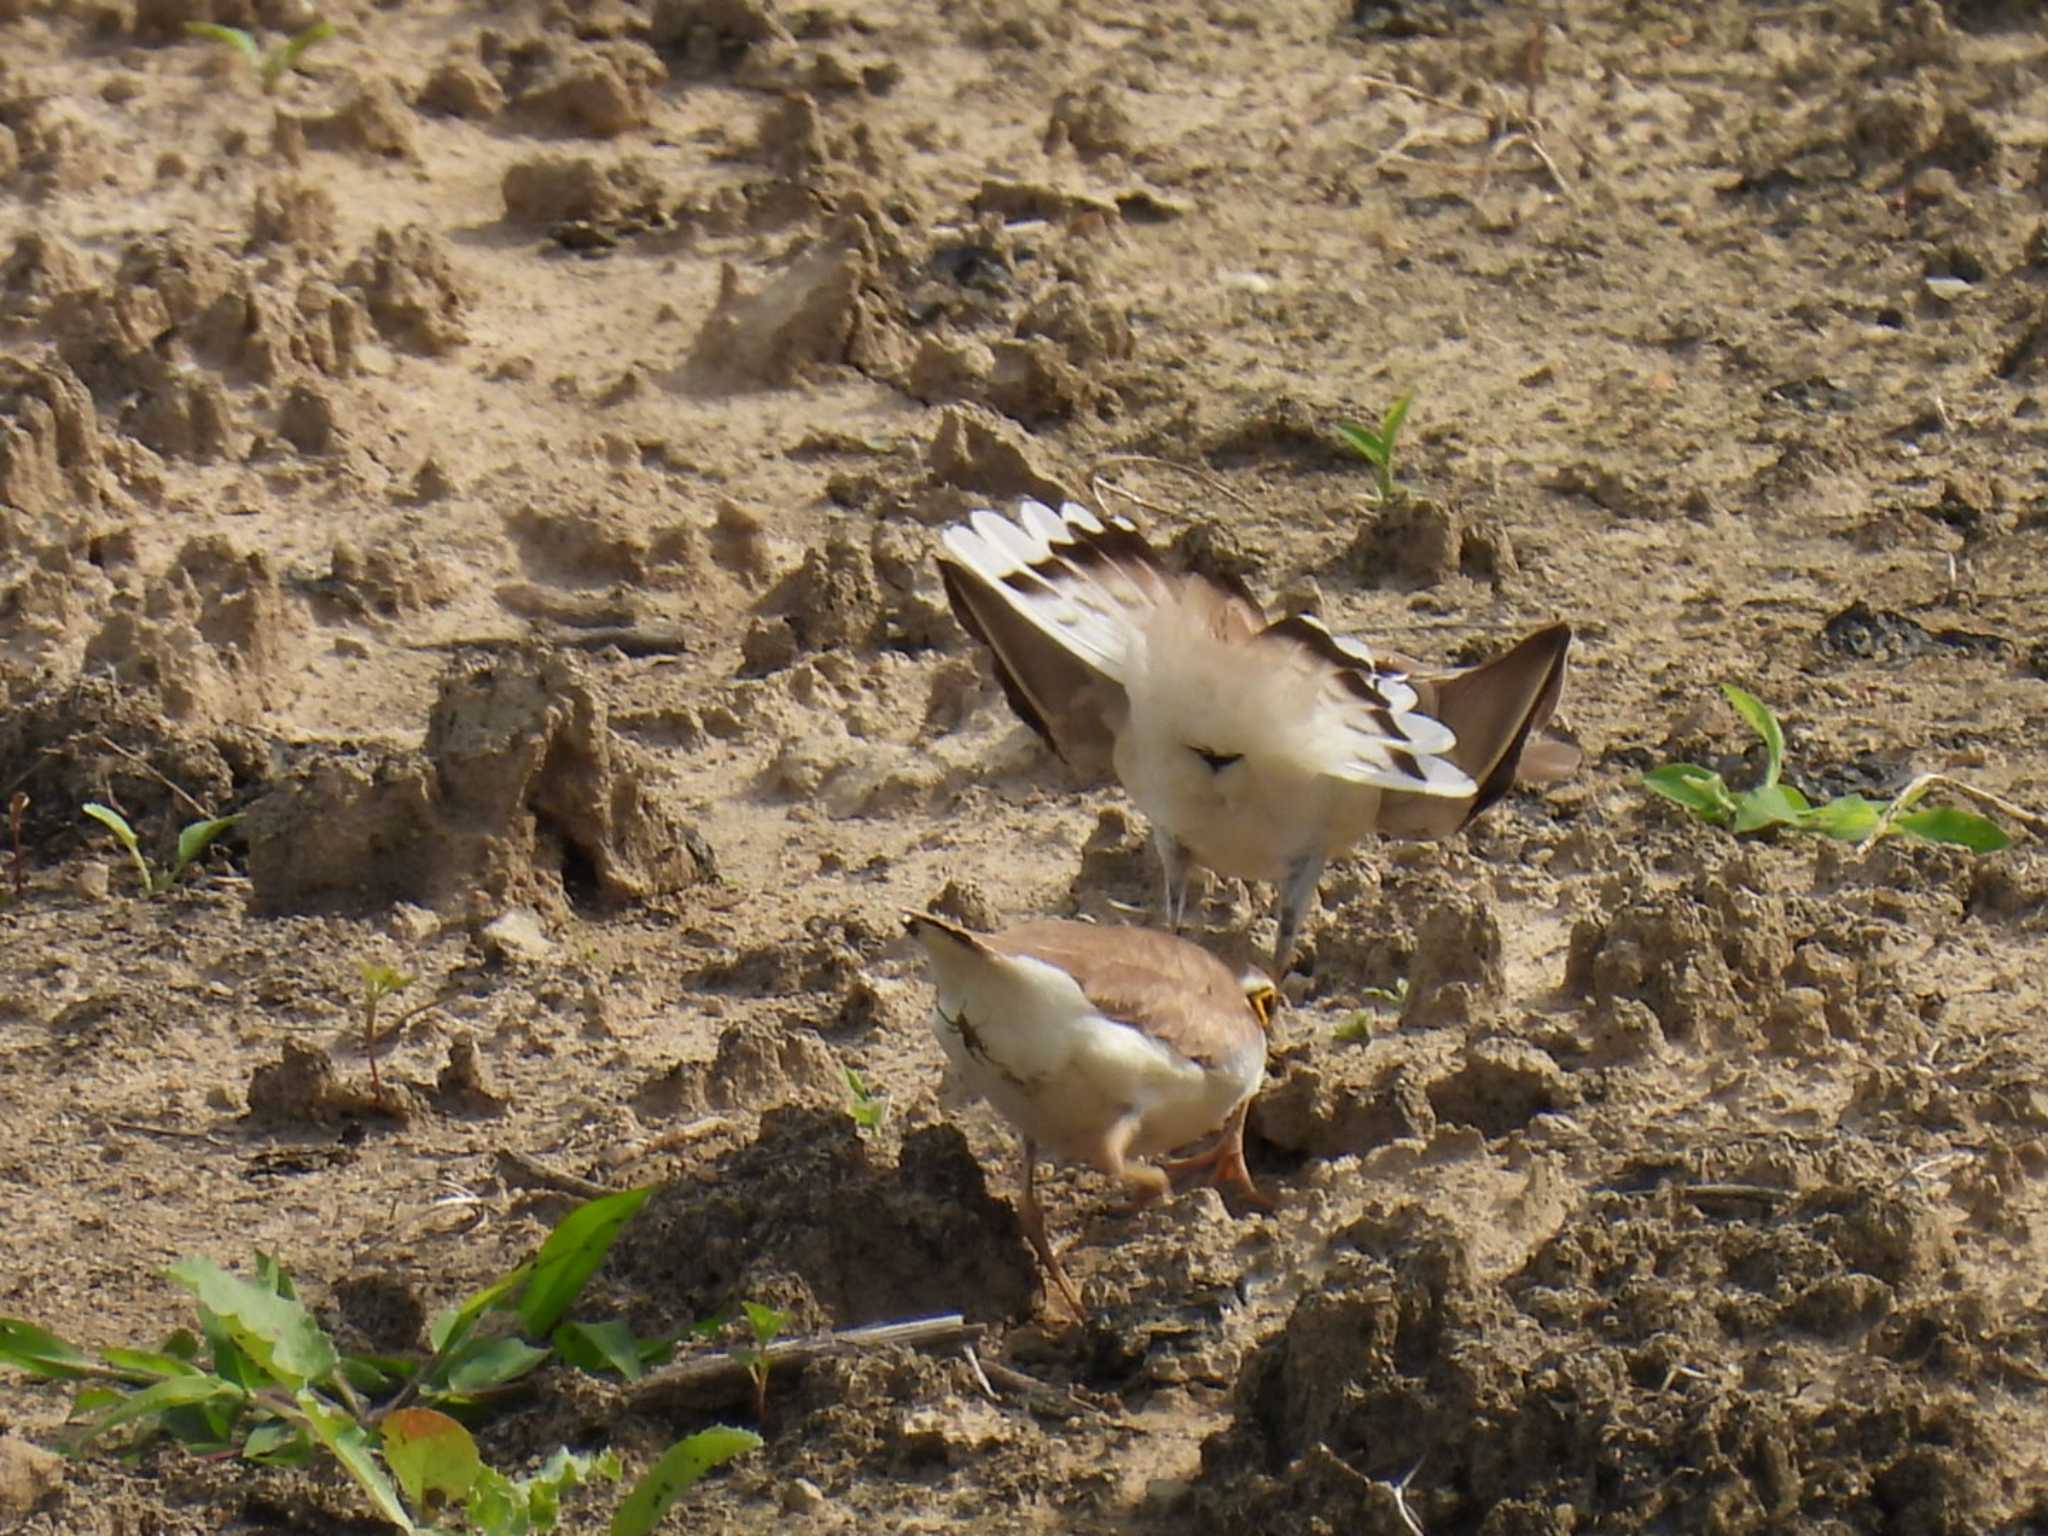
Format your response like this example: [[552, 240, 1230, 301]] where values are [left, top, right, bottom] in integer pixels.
[[1257, 615, 1476, 798], [938, 501, 1166, 684]]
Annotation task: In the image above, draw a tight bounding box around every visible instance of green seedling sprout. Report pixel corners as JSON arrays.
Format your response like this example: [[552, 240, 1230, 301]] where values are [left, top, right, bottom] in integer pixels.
[[734, 1301, 789, 1424], [1334, 388, 1416, 506], [1642, 685, 2014, 852], [1333, 977, 1409, 1044], [184, 18, 336, 93], [358, 961, 414, 1097], [81, 803, 242, 896], [845, 1067, 887, 1133], [0, 1186, 758, 1535]]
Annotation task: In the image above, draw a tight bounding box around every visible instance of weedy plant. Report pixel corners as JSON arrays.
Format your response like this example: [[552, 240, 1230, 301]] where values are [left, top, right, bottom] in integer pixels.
[[1333, 977, 1409, 1044], [81, 802, 242, 896], [1643, 685, 2012, 851], [359, 960, 415, 1096], [733, 1302, 790, 1424], [1334, 388, 1416, 506], [185, 18, 336, 92], [0, 1186, 759, 1535], [844, 1067, 887, 1133]]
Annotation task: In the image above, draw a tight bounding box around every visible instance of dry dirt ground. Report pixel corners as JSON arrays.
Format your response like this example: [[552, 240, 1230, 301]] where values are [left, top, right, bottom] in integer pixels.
[[5, 0, 2048, 1530]]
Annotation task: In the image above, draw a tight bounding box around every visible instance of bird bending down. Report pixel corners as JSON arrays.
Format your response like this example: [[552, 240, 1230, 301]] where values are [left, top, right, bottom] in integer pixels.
[[905, 911, 1274, 1317], [936, 500, 1578, 972]]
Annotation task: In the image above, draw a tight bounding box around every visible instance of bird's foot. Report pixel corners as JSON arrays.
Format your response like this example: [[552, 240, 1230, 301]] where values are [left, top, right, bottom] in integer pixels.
[[1161, 1133, 1269, 1210]]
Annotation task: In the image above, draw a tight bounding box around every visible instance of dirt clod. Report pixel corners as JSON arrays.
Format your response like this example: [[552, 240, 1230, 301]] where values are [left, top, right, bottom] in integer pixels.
[[243, 650, 705, 914], [611, 1108, 1040, 1327]]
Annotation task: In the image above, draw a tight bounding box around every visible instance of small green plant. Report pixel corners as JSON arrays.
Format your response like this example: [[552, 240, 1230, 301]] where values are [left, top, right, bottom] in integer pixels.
[[81, 802, 242, 896], [1334, 978, 1408, 1044], [0, 1186, 760, 1535], [1334, 388, 1416, 506], [733, 1302, 789, 1424], [184, 18, 336, 93], [844, 1067, 887, 1133], [359, 960, 414, 1096], [1643, 685, 2012, 851]]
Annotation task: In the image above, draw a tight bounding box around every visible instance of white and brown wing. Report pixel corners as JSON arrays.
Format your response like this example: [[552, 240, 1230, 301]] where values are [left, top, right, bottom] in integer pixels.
[[1372, 621, 1577, 838], [937, 501, 1246, 782]]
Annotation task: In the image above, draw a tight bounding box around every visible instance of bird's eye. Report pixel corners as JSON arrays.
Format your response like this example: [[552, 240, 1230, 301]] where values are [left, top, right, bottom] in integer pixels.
[[1189, 745, 1243, 772]]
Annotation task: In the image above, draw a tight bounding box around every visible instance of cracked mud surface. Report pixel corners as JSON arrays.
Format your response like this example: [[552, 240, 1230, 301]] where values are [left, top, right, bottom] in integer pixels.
[[5, 0, 2048, 1531]]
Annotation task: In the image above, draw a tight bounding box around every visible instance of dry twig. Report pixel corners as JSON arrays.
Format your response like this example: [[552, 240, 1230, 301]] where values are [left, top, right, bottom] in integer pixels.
[[494, 1148, 615, 1200], [630, 1314, 984, 1413], [1854, 772, 2047, 855], [90, 734, 214, 820], [1086, 454, 1259, 521], [599, 1115, 737, 1167]]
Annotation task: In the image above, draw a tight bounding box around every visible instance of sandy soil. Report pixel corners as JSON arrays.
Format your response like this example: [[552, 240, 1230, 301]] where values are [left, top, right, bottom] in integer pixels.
[[5, 0, 2048, 1530]]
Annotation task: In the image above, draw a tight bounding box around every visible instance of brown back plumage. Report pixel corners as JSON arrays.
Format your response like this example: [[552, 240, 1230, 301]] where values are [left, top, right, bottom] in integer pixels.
[[910, 912, 1264, 1071], [990, 919, 1264, 1069]]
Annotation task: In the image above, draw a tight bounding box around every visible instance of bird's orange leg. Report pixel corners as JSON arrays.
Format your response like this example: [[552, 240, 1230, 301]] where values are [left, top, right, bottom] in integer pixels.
[[1159, 1098, 1268, 1208], [1016, 1139, 1085, 1319]]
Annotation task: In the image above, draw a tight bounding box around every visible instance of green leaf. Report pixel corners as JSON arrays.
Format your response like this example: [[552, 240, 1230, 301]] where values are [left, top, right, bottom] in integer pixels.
[[359, 960, 414, 1003], [70, 1374, 242, 1450], [69, 1385, 122, 1418], [166, 1257, 340, 1391], [1805, 795, 1883, 841], [430, 1265, 531, 1353], [183, 20, 262, 60], [80, 802, 137, 847], [169, 814, 242, 883], [515, 1186, 653, 1339], [0, 1317, 95, 1380], [525, 1445, 622, 1527], [339, 1353, 408, 1392], [1719, 683, 1784, 790], [299, 1390, 414, 1532], [266, 17, 336, 87], [610, 1427, 761, 1536], [465, 1466, 527, 1535], [441, 1335, 549, 1396], [845, 1067, 886, 1131], [160, 1393, 242, 1451], [160, 1328, 202, 1362], [1733, 782, 1810, 834], [193, 1309, 264, 1390], [382, 1407, 483, 1511], [100, 1346, 204, 1379], [553, 1319, 649, 1382], [1642, 763, 1737, 823], [82, 802, 154, 892], [1380, 388, 1414, 445], [1895, 806, 2012, 852], [741, 1302, 788, 1350], [242, 1419, 311, 1463], [1333, 420, 1387, 465], [251, 1251, 295, 1299]]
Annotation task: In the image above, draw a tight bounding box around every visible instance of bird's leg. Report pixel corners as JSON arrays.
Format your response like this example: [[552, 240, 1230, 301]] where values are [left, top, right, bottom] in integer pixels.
[[1272, 850, 1327, 978], [1160, 1098, 1269, 1208], [1100, 1111, 1171, 1212], [1016, 1138, 1084, 1319], [1153, 828, 1191, 932]]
